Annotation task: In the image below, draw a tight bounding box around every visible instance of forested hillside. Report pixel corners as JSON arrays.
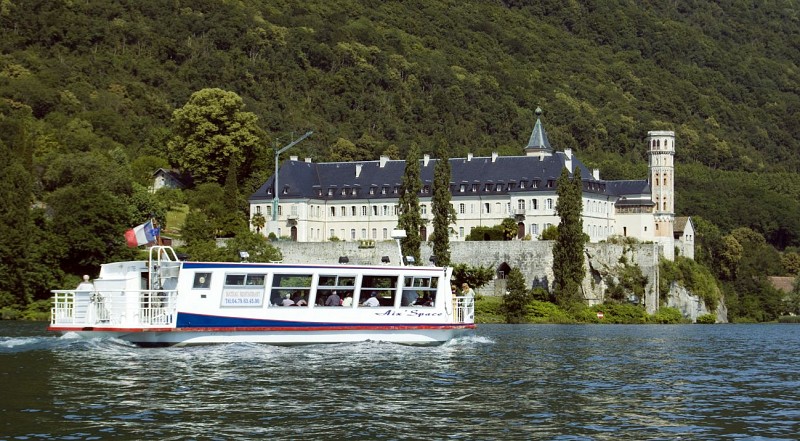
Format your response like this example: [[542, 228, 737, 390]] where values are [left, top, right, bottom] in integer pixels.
[[1, 0, 799, 319]]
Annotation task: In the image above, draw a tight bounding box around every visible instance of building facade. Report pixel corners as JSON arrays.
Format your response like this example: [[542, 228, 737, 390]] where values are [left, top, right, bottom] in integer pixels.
[[248, 113, 689, 260]]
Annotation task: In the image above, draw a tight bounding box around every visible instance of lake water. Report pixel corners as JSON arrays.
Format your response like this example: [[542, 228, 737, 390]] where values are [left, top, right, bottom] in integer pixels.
[[1, 322, 798, 440]]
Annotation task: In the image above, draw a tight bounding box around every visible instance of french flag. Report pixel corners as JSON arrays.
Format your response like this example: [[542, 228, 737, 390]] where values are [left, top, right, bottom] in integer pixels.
[[125, 220, 157, 248]]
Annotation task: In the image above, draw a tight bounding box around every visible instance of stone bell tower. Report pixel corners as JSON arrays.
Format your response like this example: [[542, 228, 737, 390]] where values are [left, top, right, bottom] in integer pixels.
[[648, 130, 676, 260]]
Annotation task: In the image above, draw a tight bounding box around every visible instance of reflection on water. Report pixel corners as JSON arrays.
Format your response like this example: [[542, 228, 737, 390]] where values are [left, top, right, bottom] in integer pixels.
[[1, 322, 799, 440]]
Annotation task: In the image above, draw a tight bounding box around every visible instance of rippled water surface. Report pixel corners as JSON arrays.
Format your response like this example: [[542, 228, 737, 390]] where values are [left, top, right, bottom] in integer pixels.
[[1, 322, 799, 440]]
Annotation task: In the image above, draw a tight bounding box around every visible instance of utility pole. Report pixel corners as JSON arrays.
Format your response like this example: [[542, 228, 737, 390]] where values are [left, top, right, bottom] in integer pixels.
[[271, 131, 313, 233]]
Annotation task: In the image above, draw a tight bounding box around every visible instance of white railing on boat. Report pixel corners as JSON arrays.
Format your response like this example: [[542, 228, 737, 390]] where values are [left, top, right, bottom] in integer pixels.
[[51, 289, 178, 327], [453, 296, 474, 324]]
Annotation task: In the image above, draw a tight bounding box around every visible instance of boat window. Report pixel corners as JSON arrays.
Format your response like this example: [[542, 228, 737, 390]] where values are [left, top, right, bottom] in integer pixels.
[[400, 276, 439, 306], [246, 274, 266, 286], [193, 272, 212, 289], [359, 275, 398, 307], [225, 274, 246, 286], [269, 274, 312, 307], [224, 274, 266, 286], [317, 275, 356, 306]]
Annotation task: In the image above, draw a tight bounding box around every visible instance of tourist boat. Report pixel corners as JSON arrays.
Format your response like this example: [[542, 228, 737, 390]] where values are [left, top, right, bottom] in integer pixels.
[[48, 246, 475, 346]]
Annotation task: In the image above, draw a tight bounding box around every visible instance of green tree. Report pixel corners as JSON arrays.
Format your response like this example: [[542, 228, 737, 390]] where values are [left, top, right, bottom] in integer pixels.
[[222, 230, 282, 262], [167, 88, 265, 185], [552, 166, 585, 306], [398, 143, 422, 265], [540, 225, 558, 240], [782, 252, 800, 276], [0, 120, 34, 307], [500, 217, 517, 240], [431, 144, 455, 266], [251, 213, 266, 234], [451, 263, 495, 290], [219, 161, 247, 237], [503, 267, 531, 323]]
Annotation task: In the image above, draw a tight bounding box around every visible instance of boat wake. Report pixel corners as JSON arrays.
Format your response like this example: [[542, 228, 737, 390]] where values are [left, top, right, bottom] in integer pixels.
[[0, 334, 135, 354]]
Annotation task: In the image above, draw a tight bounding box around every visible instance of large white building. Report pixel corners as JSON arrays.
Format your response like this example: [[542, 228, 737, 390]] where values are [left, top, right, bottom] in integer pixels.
[[248, 111, 692, 260]]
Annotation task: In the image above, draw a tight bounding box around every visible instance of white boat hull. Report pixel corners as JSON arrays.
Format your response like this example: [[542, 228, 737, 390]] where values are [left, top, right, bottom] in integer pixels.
[[57, 326, 474, 347]]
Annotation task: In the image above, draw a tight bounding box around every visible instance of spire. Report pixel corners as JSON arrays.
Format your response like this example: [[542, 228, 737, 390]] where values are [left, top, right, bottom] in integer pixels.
[[525, 107, 553, 156]]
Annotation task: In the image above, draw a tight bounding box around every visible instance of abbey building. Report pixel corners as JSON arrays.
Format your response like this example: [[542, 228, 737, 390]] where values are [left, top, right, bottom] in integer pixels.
[[248, 112, 694, 260]]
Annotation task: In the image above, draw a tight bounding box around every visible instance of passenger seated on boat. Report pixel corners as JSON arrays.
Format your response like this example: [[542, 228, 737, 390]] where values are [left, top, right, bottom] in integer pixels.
[[362, 292, 380, 307], [292, 292, 308, 306], [415, 294, 433, 307], [341, 292, 353, 307], [325, 290, 341, 306], [282, 294, 295, 306]]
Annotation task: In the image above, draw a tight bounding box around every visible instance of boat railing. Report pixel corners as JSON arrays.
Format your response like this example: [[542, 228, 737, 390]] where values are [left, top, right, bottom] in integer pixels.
[[51, 289, 178, 327], [453, 296, 475, 324]]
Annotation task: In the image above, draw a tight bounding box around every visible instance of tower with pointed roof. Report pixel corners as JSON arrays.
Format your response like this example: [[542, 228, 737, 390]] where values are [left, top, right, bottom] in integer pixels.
[[525, 107, 553, 158], [648, 130, 676, 259]]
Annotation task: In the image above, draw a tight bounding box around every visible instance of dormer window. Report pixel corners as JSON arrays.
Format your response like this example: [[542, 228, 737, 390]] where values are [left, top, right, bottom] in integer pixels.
[[422, 185, 430, 193], [484, 184, 493, 192], [351, 188, 357, 196], [459, 184, 466, 192], [282, 186, 289, 194], [317, 189, 323, 196], [381, 186, 387, 195], [328, 188, 334, 196], [369, 187, 375, 195], [520, 181, 527, 189], [472, 184, 478, 192], [341, 188, 347, 196]]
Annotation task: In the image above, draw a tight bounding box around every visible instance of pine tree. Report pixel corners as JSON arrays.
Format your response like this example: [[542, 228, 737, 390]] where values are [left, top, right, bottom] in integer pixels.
[[398, 143, 422, 265], [503, 268, 530, 323], [431, 144, 456, 266], [552, 166, 586, 306]]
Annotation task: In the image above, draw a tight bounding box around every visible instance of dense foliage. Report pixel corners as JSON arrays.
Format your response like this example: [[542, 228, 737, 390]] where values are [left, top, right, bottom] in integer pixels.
[[552, 167, 585, 305], [1, 0, 799, 321], [431, 143, 455, 266], [398, 143, 422, 264]]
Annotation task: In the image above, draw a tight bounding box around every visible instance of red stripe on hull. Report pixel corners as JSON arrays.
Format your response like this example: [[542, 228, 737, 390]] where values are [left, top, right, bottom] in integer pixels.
[[48, 324, 476, 333]]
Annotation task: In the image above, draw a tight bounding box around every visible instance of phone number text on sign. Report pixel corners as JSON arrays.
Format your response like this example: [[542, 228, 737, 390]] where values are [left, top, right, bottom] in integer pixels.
[[221, 290, 264, 307]]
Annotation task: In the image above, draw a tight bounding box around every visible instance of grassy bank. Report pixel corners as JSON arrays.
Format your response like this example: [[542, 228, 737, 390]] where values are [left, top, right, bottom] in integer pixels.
[[474, 296, 708, 324]]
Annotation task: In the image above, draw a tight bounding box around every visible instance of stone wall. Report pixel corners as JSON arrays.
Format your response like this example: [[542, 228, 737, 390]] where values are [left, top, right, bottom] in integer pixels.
[[272, 240, 664, 313]]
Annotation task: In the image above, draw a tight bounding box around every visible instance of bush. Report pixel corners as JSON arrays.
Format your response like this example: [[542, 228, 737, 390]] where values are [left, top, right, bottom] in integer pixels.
[[526, 300, 573, 323], [593, 303, 649, 323], [475, 296, 504, 323], [649, 307, 687, 324], [778, 315, 800, 323], [696, 313, 717, 324]]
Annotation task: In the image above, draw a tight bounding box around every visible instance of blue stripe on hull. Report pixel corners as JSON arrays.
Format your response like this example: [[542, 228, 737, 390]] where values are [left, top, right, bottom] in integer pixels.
[[175, 312, 449, 329]]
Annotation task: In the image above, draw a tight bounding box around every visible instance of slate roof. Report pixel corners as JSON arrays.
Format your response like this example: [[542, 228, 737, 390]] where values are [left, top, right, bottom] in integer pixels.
[[248, 150, 644, 202], [249, 113, 652, 203]]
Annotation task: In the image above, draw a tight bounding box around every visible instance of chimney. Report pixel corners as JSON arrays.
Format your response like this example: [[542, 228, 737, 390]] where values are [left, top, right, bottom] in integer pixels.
[[355, 163, 363, 178], [593, 168, 600, 180], [564, 149, 573, 172], [290, 155, 298, 161], [564, 148, 572, 159], [379, 155, 389, 168], [305, 157, 312, 163], [467, 153, 473, 161], [423, 154, 430, 166], [491, 152, 498, 162]]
